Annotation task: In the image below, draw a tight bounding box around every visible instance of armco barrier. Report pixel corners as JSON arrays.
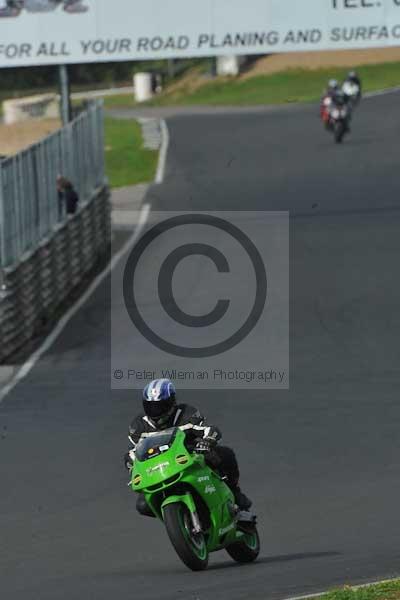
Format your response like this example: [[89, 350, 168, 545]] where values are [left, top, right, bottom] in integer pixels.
[[0, 185, 110, 362]]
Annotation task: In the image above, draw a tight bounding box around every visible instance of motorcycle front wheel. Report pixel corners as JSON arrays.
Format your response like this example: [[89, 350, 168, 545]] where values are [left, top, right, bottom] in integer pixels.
[[334, 121, 346, 143], [163, 503, 209, 571]]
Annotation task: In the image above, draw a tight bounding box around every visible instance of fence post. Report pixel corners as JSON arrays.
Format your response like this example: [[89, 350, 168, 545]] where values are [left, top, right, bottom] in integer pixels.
[[0, 163, 6, 288], [97, 101, 105, 187]]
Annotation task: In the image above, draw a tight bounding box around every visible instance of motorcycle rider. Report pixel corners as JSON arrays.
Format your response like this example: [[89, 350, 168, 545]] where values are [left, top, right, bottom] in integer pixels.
[[342, 70, 362, 104], [124, 379, 252, 516], [345, 71, 362, 92], [320, 79, 340, 126], [324, 78, 340, 99], [321, 79, 351, 132]]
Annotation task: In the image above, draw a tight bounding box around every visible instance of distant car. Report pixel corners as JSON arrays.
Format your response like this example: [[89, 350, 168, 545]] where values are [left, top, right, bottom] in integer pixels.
[[0, 0, 88, 17]]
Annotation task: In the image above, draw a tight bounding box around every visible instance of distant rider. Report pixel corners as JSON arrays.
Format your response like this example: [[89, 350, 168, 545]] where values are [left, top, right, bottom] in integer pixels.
[[320, 79, 350, 130], [320, 79, 339, 127], [124, 379, 252, 516], [342, 70, 362, 105]]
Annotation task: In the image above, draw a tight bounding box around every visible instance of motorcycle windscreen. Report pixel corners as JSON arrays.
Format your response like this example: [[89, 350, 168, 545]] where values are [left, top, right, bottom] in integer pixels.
[[135, 429, 177, 461]]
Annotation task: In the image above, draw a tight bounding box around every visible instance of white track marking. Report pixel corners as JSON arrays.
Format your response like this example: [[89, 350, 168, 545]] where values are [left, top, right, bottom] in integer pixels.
[[155, 119, 170, 184], [364, 86, 400, 99], [71, 86, 134, 100], [0, 203, 151, 405], [282, 577, 400, 600]]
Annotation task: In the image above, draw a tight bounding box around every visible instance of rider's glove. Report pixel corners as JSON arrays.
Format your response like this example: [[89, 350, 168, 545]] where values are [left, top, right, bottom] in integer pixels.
[[195, 439, 212, 454], [123, 450, 136, 470]]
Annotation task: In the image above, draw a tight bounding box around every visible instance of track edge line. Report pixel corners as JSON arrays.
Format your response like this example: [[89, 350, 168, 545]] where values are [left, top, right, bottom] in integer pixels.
[[0, 202, 151, 405], [282, 576, 400, 600], [155, 119, 169, 184]]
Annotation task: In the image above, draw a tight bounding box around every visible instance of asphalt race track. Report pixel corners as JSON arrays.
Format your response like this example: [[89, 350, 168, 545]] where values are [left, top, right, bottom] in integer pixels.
[[1, 93, 400, 599]]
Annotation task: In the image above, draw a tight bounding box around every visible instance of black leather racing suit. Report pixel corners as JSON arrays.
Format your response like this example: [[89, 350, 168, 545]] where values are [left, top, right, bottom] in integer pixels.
[[125, 403, 243, 515]]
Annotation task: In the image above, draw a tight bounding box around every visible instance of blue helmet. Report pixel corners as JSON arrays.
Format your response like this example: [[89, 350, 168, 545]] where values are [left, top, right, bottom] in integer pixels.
[[143, 379, 176, 425]]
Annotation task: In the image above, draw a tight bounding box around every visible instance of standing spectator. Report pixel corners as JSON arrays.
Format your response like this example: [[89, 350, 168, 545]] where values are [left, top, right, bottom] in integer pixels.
[[57, 175, 79, 217]]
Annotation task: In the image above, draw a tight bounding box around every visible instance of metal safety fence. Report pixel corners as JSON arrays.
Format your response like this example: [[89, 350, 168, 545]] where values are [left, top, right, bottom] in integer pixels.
[[0, 100, 105, 268], [0, 186, 111, 362]]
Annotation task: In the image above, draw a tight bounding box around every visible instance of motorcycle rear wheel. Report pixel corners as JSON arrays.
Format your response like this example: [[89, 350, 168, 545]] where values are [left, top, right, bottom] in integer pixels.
[[334, 121, 346, 143], [226, 526, 260, 563], [164, 503, 209, 571]]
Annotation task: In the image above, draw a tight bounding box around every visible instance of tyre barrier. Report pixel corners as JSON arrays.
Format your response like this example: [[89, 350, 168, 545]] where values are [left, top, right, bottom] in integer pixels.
[[0, 185, 111, 362]]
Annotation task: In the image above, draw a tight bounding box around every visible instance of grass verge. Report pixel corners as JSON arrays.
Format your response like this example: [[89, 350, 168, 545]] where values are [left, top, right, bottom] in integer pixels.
[[104, 61, 400, 109], [311, 579, 400, 600], [104, 117, 158, 188]]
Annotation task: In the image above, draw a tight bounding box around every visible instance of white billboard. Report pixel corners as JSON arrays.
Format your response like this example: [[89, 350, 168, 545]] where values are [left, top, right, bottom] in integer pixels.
[[1, 0, 400, 68]]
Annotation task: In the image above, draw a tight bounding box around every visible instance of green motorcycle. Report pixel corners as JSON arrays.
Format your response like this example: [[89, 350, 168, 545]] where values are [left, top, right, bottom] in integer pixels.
[[130, 426, 260, 571]]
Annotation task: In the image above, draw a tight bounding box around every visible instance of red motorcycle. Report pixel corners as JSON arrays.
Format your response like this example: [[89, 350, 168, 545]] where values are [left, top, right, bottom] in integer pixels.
[[320, 95, 333, 126], [321, 94, 351, 144]]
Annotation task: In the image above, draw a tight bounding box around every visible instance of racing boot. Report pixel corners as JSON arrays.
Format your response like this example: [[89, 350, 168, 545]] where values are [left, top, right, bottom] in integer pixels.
[[232, 486, 252, 511], [136, 493, 156, 518]]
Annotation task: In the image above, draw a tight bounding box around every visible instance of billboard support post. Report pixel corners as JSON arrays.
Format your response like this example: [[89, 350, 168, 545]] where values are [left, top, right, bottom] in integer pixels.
[[167, 59, 175, 79], [58, 64, 71, 125]]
